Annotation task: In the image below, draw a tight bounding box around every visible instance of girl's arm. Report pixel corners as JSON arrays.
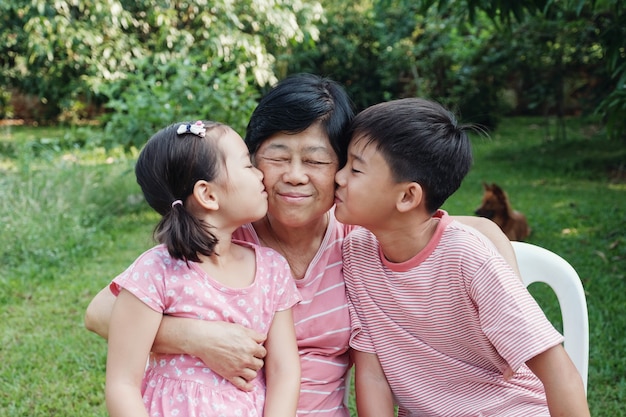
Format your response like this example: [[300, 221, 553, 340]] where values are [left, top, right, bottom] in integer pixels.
[[105, 289, 161, 417], [263, 309, 300, 417], [85, 285, 267, 391], [526, 344, 590, 417], [353, 350, 395, 417]]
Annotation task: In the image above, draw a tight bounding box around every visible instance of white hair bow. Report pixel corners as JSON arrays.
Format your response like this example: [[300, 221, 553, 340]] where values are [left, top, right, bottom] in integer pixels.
[[177, 120, 206, 137]]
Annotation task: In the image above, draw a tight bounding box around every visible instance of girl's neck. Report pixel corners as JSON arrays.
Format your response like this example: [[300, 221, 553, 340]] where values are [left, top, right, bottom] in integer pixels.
[[196, 237, 257, 288]]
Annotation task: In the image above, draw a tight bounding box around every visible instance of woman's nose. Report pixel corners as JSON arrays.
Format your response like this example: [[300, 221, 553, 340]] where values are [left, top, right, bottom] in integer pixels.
[[282, 160, 308, 184]]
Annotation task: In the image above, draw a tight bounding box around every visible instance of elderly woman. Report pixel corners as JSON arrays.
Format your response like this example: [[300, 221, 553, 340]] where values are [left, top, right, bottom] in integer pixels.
[[85, 73, 518, 417]]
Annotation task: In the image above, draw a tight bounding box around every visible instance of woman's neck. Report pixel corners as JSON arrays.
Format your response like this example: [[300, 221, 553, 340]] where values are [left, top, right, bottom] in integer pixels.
[[253, 212, 330, 279]]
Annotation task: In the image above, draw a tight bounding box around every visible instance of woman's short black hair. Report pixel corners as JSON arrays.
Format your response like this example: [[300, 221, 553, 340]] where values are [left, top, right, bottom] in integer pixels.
[[245, 73, 354, 166]]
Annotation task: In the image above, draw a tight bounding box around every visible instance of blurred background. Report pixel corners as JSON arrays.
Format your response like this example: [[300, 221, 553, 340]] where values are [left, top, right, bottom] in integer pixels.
[[1, 1, 624, 415], [1, 0, 624, 144]]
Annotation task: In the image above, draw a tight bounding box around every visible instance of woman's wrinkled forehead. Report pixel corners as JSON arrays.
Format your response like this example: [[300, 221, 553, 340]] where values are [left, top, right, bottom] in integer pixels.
[[256, 124, 338, 159]]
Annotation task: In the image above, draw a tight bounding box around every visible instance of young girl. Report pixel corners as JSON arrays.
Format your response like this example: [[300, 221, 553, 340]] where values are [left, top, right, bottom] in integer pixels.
[[105, 121, 301, 417]]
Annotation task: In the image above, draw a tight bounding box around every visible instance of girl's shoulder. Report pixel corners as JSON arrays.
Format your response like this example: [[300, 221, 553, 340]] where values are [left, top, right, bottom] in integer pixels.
[[232, 239, 287, 265]]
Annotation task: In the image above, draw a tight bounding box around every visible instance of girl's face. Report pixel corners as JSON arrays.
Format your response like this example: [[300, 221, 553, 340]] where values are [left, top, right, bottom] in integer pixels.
[[254, 123, 339, 228], [217, 128, 268, 226]]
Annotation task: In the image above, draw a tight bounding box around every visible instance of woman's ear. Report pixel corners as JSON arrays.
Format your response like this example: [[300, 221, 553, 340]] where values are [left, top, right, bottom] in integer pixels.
[[396, 182, 423, 213], [192, 180, 219, 211]]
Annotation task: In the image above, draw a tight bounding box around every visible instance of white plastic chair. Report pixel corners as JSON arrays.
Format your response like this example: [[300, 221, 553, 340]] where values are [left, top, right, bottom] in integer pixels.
[[511, 241, 589, 393]]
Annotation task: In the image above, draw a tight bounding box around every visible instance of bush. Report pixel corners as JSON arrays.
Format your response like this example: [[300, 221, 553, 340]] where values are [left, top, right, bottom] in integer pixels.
[[100, 58, 260, 150]]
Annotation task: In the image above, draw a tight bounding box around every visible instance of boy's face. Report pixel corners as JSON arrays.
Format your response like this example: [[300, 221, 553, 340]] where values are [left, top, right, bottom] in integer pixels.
[[335, 136, 401, 228]]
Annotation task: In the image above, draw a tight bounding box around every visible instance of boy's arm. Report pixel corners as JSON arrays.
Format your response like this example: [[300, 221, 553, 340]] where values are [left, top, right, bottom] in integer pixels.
[[454, 215, 521, 278], [84, 285, 267, 391], [353, 349, 395, 417], [262, 309, 300, 417], [526, 345, 590, 417]]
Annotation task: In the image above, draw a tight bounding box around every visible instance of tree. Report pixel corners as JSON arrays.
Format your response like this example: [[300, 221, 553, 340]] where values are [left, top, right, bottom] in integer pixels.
[[0, 0, 323, 126], [412, 0, 626, 139]]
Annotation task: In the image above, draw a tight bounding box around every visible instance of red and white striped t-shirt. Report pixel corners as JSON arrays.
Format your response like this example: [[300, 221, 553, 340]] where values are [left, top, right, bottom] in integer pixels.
[[234, 210, 356, 417], [343, 210, 563, 417]]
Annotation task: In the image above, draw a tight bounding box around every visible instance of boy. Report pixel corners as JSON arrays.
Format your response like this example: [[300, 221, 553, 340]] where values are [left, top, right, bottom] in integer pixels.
[[334, 98, 589, 417]]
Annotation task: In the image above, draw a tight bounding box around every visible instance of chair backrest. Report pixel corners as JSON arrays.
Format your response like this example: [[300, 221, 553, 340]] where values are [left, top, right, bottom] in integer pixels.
[[511, 241, 589, 393]]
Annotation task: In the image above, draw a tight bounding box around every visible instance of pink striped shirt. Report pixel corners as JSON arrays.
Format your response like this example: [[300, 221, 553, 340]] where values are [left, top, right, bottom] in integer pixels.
[[234, 210, 355, 417], [343, 211, 564, 417]]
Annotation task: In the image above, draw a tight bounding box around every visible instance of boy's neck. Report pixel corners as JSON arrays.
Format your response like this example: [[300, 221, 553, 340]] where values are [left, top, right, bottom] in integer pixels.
[[373, 215, 439, 264]]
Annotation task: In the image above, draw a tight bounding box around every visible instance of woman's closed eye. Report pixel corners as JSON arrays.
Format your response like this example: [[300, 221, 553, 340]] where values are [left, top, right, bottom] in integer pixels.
[[262, 156, 290, 163], [304, 159, 333, 166]]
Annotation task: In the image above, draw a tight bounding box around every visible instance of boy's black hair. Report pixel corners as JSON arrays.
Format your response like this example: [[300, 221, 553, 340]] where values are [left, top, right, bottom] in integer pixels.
[[245, 73, 355, 167], [135, 121, 228, 262], [350, 98, 473, 214]]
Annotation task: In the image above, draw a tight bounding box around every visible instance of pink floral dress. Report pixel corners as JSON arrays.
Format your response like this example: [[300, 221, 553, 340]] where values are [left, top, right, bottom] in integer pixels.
[[111, 241, 301, 417]]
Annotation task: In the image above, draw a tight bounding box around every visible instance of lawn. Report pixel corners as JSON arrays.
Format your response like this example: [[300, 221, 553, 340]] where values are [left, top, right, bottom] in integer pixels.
[[1, 117, 624, 415]]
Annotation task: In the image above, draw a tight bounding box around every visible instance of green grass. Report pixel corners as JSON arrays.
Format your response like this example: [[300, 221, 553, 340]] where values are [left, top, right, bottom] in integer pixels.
[[1, 117, 625, 415]]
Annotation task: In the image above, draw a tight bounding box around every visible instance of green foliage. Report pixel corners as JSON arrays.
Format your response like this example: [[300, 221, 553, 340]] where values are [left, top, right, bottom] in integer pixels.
[[412, 0, 626, 139], [0, 0, 322, 122], [592, 5, 626, 140], [100, 57, 260, 149], [1, 0, 141, 119], [292, 2, 510, 128]]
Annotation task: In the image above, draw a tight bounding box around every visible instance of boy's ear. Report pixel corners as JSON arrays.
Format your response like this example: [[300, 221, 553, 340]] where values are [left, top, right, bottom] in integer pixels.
[[192, 180, 219, 211], [396, 182, 423, 213]]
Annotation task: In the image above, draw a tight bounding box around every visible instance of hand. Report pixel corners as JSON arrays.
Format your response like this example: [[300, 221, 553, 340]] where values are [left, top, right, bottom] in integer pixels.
[[187, 320, 268, 391]]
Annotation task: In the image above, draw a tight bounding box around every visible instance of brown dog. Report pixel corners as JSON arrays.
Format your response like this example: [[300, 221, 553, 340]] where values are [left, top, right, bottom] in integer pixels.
[[475, 183, 531, 241]]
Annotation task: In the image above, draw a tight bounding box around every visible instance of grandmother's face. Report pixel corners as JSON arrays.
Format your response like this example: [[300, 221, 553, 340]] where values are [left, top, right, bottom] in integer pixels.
[[253, 123, 339, 228]]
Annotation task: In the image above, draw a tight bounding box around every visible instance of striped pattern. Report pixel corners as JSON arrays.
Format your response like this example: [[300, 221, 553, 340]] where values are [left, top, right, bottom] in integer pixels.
[[235, 211, 355, 417], [343, 211, 563, 417]]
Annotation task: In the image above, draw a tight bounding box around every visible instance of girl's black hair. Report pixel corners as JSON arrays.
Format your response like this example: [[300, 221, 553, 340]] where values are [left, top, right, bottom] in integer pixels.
[[135, 121, 228, 262], [245, 73, 355, 167]]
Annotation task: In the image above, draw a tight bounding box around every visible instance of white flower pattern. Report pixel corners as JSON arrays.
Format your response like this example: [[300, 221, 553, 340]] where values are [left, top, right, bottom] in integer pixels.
[[112, 242, 300, 416]]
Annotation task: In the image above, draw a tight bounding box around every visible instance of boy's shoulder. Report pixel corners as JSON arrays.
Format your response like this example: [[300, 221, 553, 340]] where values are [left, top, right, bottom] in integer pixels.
[[444, 218, 500, 255], [344, 226, 377, 247]]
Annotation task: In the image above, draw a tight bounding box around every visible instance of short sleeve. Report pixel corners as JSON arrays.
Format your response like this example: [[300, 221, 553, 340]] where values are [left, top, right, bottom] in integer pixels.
[[470, 255, 564, 372], [276, 257, 302, 311], [110, 247, 179, 313], [342, 235, 375, 354], [257, 247, 301, 312]]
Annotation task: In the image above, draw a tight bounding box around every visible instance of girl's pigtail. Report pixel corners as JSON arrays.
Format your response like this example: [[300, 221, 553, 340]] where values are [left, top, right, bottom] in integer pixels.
[[156, 199, 219, 263], [138, 121, 224, 263]]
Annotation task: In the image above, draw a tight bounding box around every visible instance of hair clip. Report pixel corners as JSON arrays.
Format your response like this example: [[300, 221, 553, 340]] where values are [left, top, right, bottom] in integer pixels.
[[177, 120, 206, 138]]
